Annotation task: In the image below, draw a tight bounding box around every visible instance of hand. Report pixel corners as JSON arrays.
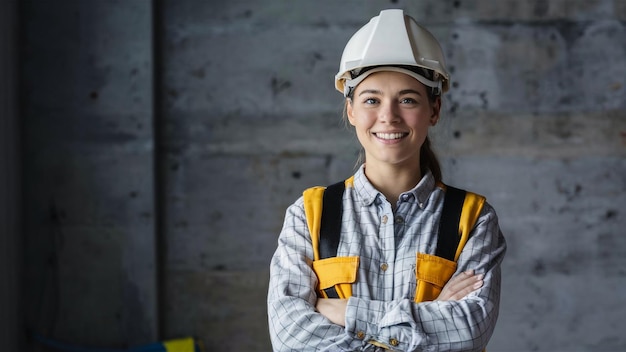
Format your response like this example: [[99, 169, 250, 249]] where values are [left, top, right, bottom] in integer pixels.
[[436, 270, 484, 301], [316, 298, 348, 326]]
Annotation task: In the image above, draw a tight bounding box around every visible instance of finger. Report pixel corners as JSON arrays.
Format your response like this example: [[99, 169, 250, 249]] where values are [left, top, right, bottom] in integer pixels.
[[448, 271, 479, 291], [447, 273, 483, 299], [453, 275, 484, 299]]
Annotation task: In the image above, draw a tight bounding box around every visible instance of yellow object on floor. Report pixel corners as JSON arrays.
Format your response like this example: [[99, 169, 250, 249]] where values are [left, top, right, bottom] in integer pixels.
[[164, 337, 196, 352]]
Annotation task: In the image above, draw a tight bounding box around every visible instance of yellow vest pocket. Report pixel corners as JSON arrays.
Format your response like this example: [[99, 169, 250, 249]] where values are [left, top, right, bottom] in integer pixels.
[[312, 256, 359, 298], [414, 253, 457, 302]]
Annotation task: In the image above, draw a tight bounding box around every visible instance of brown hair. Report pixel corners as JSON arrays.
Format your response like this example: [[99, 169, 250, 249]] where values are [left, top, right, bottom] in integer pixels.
[[421, 85, 443, 183], [420, 136, 442, 183]]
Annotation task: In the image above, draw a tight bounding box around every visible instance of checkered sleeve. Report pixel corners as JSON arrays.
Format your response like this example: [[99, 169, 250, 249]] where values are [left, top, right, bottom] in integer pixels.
[[267, 197, 366, 352], [344, 202, 507, 352]]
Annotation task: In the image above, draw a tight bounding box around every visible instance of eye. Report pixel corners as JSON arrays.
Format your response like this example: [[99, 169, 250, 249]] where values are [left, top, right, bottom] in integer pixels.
[[363, 97, 379, 105], [400, 97, 418, 104]]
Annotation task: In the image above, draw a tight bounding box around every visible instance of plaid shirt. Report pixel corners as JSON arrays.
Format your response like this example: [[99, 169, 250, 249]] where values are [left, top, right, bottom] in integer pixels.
[[268, 166, 507, 351]]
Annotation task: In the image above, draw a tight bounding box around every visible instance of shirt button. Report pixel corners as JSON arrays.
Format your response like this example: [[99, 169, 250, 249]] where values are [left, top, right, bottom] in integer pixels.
[[419, 202, 424, 208], [380, 263, 388, 272], [394, 216, 404, 224], [382, 215, 388, 224], [356, 331, 365, 339], [401, 194, 410, 201], [390, 338, 399, 347]]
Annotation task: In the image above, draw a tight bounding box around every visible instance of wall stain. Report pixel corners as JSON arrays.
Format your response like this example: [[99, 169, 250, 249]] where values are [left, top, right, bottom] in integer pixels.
[[555, 179, 582, 201], [604, 209, 617, 220], [271, 77, 292, 96], [532, 259, 546, 277]]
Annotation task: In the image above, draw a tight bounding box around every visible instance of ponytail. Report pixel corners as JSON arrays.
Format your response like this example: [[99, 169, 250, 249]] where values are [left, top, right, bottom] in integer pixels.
[[420, 136, 442, 183]]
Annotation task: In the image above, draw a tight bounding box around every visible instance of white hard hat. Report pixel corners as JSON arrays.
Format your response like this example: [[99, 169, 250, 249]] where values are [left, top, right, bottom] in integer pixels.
[[335, 9, 450, 97]]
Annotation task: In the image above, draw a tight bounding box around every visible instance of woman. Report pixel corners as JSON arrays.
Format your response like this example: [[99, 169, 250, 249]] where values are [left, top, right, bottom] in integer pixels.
[[268, 9, 506, 351]]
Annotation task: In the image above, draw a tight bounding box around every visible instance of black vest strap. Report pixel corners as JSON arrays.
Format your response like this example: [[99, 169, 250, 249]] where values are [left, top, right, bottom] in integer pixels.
[[436, 186, 467, 261], [317, 181, 468, 297], [318, 180, 345, 298]]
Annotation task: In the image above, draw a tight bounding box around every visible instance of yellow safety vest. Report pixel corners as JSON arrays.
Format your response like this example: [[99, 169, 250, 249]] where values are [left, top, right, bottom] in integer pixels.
[[303, 177, 485, 302]]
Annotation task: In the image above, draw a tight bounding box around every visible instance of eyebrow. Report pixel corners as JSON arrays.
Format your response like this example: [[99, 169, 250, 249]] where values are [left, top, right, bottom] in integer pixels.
[[358, 89, 382, 96], [398, 89, 423, 96], [358, 89, 423, 96]]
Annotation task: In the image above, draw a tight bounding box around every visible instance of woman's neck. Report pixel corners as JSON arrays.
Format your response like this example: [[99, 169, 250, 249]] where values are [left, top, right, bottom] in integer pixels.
[[363, 161, 422, 205]]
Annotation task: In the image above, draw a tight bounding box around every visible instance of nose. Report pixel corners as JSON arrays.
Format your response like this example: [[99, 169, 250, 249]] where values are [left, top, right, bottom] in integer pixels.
[[379, 100, 401, 124]]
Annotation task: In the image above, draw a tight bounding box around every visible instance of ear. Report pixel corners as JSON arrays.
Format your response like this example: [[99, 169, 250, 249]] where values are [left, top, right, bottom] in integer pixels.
[[346, 99, 356, 126], [430, 97, 441, 126]]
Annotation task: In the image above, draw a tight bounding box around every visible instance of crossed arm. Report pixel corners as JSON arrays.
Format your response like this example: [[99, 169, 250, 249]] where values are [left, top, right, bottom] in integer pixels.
[[316, 270, 484, 326], [268, 201, 506, 351]]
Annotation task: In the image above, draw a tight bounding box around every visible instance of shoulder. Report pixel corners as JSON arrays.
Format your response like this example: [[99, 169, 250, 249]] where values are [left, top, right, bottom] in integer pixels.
[[478, 200, 500, 223]]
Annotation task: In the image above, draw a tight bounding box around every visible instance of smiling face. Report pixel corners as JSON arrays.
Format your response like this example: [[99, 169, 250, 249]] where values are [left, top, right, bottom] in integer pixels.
[[346, 70, 441, 170]]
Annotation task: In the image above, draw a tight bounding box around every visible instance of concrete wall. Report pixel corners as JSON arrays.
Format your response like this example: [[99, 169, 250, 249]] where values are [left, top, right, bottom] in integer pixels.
[[1, 1, 21, 351], [20, 0, 159, 348], [19, 0, 625, 351]]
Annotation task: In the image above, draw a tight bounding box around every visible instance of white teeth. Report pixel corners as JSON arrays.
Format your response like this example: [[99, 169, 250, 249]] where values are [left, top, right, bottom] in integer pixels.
[[376, 132, 405, 140]]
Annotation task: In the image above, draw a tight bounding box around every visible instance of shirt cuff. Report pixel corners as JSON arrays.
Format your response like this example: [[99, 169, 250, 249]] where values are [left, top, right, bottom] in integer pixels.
[[345, 296, 385, 344]]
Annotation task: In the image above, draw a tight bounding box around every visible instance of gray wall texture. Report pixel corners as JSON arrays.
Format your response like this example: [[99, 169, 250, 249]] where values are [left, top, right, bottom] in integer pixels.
[[1, 1, 20, 352], [14, 0, 626, 351]]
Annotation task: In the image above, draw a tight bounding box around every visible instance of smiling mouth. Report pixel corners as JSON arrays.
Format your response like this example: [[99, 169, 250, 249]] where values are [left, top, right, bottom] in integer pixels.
[[374, 132, 408, 140]]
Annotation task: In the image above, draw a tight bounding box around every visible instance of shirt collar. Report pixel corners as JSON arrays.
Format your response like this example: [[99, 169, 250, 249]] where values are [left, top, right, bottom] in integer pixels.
[[352, 164, 437, 207]]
